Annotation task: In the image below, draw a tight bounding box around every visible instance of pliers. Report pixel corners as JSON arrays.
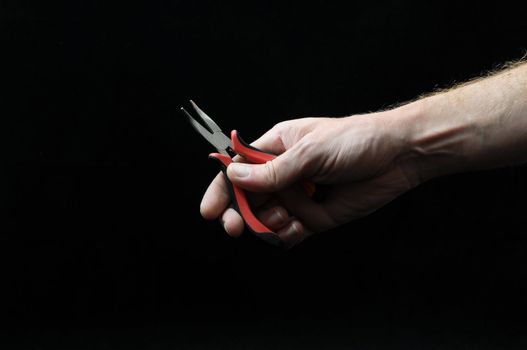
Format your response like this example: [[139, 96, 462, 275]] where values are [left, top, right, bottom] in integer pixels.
[[182, 101, 314, 246]]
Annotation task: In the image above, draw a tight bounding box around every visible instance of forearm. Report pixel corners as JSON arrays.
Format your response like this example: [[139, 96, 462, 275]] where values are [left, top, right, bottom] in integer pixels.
[[391, 62, 527, 182]]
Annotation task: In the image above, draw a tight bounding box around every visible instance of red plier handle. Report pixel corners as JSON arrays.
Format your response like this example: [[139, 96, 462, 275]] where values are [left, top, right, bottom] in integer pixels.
[[209, 130, 315, 247]]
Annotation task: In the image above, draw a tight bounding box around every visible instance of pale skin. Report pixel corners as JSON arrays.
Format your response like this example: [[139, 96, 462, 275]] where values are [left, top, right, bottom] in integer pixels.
[[200, 62, 527, 249]]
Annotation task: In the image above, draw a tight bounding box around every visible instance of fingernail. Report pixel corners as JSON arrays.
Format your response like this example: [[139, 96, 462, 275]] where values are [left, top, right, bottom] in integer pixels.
[[280, 222, 299, 248], [230, 163, 251, 178], [267, 208, 286, 227]]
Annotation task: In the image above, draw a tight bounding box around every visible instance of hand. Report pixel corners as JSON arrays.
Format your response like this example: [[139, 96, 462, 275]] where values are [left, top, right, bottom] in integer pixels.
[[200, 110, 420, 248], [200, 62, 527, 248]]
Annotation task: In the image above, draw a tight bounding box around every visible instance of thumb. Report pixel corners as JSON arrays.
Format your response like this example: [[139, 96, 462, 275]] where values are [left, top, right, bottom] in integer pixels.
[[226, 150, 303, 192]]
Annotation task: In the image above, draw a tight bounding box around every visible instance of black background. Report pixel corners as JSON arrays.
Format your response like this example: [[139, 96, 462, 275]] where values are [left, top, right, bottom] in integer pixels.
[[2, 1, 527, 348]]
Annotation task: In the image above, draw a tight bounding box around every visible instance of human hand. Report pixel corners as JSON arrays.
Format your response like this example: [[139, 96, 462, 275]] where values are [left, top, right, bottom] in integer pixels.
[[200, 110, 420, 248], [200, 62, 527, 248]]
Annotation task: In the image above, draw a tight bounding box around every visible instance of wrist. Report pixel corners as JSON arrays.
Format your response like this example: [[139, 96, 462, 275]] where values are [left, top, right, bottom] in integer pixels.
[[381, 63, 527, 185], [385, 95, 479, 184]]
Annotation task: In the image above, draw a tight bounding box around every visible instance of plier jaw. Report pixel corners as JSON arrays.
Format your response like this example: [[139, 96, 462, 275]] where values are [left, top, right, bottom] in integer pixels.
[[181, 100, 232, 156]]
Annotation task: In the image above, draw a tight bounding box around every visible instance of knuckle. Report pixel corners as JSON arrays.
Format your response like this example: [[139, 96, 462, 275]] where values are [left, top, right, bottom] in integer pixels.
[[272, 121, 289, 133], [294, 137, 319, 171], [297, 137, 317, 155]]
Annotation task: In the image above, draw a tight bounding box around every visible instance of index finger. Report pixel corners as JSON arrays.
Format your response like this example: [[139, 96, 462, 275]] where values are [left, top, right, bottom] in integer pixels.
[[200, 171, 231, 220]]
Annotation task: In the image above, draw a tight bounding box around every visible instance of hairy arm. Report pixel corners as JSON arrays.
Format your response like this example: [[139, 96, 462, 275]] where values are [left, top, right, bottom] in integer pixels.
[[201, 60, 527, 248], [395, 62, 527, 183]]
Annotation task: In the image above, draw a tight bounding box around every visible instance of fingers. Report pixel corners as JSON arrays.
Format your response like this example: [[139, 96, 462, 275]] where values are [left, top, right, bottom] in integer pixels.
[[218, 202, 308, 249], [256, 205, 289, 229], [200, 172, 231, 220], [277, 185, 336, 232], [200, 168, 319, 248], [256, 205, 310, 249], [219, 203, 289, 236]]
